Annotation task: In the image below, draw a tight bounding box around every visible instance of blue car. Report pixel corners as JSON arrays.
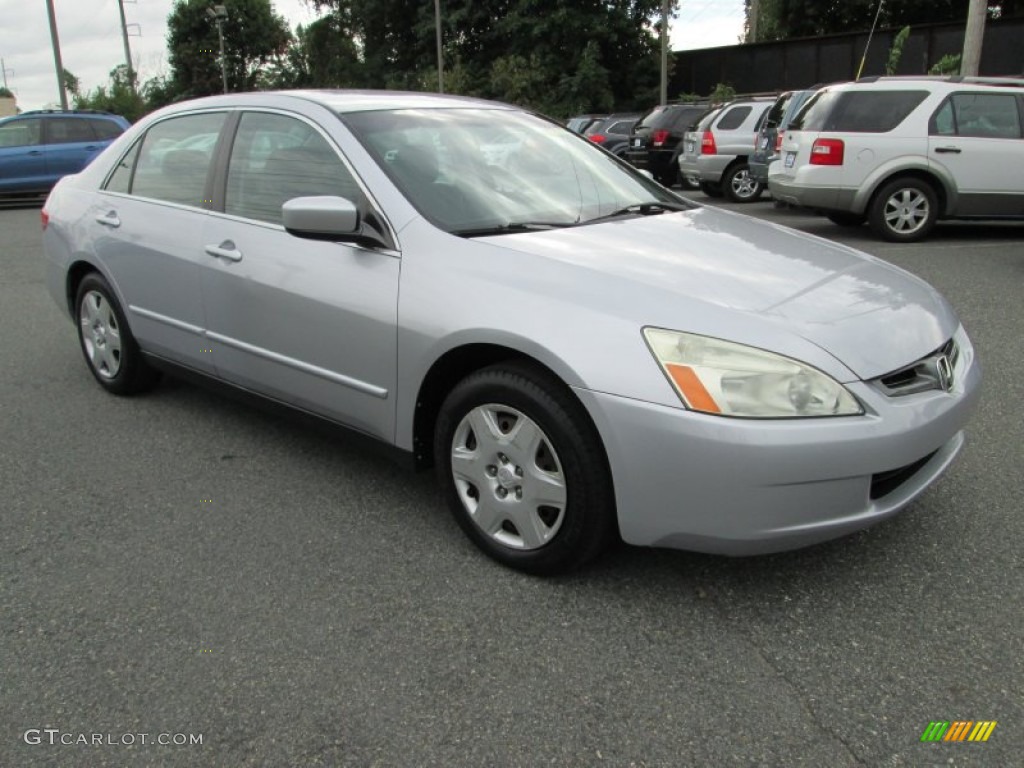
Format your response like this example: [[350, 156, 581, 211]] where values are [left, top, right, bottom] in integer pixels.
[[0, 110, 129, 197]]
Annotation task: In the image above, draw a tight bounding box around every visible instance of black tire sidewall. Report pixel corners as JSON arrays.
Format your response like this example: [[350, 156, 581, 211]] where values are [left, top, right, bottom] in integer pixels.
[[75, 273, 156, 395], [869, 178, 938, 242], [433, 364, 614, 575]]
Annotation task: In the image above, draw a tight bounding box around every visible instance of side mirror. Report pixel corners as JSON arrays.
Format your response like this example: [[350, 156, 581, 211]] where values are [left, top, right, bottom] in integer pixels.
[[282, 196, 391, 249], [282, 196, 359, 237]]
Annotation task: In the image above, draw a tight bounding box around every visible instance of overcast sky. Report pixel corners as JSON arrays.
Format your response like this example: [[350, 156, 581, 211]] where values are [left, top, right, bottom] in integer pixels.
[[2, 0, 744, 112]]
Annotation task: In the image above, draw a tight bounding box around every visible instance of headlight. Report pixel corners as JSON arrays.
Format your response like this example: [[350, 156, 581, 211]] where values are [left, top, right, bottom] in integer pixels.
[[643, 328, 863, 418]]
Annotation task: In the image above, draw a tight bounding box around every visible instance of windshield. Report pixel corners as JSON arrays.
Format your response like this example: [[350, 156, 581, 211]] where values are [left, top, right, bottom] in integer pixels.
[[342, 108, 686, 234]]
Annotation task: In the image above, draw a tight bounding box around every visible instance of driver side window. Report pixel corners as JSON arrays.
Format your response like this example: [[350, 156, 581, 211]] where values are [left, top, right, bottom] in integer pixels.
[[225, 112, 361, 226]]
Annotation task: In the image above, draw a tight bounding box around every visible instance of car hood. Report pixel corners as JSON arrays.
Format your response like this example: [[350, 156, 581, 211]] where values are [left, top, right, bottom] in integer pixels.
[[483, 206, 957, 380]]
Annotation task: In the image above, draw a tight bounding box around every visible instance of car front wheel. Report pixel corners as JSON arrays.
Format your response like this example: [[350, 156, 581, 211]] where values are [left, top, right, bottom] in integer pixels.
[[868, 178, 938, 242], [75, 273, 160, 395], [723, 163, 763, 203], [434, 362, 615, 575]]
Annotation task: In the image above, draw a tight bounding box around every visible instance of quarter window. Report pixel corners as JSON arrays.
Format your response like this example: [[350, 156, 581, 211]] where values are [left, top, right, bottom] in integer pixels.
[[716, 106, 752, 131], [225, 112, 360, 226], [826, 91, 928, 132], [104, 139, 142, 194], [88, 118, 125, 140], [130, 112, 227, 207]]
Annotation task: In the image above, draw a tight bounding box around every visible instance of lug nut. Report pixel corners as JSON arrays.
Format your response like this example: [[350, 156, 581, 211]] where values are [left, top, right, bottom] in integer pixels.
[[486, 465, 497, 477], [496, 487, 507, 499]]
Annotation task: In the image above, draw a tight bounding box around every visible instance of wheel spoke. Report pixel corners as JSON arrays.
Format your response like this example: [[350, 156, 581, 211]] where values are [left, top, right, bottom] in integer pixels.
[[451, 445, 485, 487], [524, 466, 567, 508], [100, 344, 118, 375], [466, 406, 505, 453], [83, 294, 100, 324], [96, 298, 115, 329], [511, 507, 554, 549], [507, 416, 543, 461], [470, 498, 506, 537]]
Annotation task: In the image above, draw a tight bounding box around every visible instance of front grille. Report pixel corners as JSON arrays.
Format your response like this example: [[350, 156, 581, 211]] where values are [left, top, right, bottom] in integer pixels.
[[872, 338, 958, 397], [870, 450, 938, 500]]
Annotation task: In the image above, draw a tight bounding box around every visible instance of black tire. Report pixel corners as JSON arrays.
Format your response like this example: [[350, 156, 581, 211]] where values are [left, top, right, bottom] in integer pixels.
[[434, 362, 616, 575], [722, 162, 763, 203], [75, 272, 160, 395], [656, 166, 679, 188], [825, 211, 867, 227], [868, 177, 938, 242], [699, 181, 724, 198]]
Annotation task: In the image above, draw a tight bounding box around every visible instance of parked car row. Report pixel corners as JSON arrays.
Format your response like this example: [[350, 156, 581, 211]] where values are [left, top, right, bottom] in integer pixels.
[[631, 76, 1023, 242]]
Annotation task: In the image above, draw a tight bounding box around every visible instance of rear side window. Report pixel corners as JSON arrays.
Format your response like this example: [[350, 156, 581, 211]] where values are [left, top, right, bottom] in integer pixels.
[[716, 106, 752, 131], [130, 112, 227, 207], [607, 120, 634, 135], [670, 108, 705, 131], [47, 118, 96, 144], [796, 90, 928, 133], [931, 93, 1022, 139], [635, 107, 669, 130], [766, 94, 793, 126]]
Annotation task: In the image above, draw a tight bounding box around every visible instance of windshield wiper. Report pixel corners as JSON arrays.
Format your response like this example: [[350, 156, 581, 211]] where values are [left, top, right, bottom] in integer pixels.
[[585, 201, 692, 224], [453, 221, 574, 238]]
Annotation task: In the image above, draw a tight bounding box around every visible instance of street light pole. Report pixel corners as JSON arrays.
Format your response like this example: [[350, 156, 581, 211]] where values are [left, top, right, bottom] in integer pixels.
[[660, 0, 669, 106], [45, 0, 69, 109], [961, 0, 987, 76], [206, 5, 229, 94]]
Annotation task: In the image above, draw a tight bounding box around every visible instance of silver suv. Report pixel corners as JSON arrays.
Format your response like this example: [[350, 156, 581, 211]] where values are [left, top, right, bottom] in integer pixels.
[[678, 98, 773, 202], [769, 77, 1024, 241]]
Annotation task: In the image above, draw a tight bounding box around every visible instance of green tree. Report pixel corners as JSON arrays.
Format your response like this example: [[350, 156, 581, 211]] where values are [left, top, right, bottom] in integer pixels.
[[0, 86, 13, 98], [74, 65, 147, 122], [885, 25, 911, 75], [260, 14, 362, 89], [166, 0, 290, 98]]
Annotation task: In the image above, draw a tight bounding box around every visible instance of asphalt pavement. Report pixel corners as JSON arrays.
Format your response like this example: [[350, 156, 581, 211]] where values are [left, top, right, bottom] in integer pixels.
[[2, 199, 1022, 767]]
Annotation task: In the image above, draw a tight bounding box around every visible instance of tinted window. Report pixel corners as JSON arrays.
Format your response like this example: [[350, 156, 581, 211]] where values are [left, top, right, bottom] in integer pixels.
[[670, 108, 706, 131], [0, 118, 42, 147], [89, 118, 125, 140], [695, 109, 721, 131], [766, 93, 793, 126], [226, 112, 361, 225], [950, 92, 1021, 139], [635, 107, 670, 130], [789, 90, 838, 131], [716, 106, 752, 131], [818, 90, 927, 132], [47, 118, 96, 144], [104, 139, 141, 194], [131, 112, 227, 207], [608, 120, 634, 135]]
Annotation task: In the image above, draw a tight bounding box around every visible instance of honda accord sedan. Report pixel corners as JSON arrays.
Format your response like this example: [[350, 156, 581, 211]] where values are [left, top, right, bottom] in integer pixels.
[[42, 91, 981, 574]]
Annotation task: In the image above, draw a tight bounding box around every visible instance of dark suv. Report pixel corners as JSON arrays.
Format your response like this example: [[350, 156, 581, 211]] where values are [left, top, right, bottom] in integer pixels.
[[0, 109, 130, 198], [624, 103, 709, 187], [583, 113, 642, 157]]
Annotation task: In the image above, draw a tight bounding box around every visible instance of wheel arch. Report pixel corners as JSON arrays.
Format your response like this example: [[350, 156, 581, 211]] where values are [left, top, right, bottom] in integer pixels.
[[857, 165, 953, 217], [408, 341, 604, 474], [65, 259, 106, 317]]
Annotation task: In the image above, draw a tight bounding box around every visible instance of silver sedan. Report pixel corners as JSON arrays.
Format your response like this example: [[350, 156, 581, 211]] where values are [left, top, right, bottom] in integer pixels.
[[42, 91, 980, 574]]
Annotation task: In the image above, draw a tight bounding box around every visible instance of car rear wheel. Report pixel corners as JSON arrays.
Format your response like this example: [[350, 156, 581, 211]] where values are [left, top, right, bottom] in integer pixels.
[[868, 178, 938, 242], [825, 211, 867, 227], [723, 163, 763, 203], [699, 181, 723, 198], [434, 362, 615, 575], [75, 273, 160, 395]]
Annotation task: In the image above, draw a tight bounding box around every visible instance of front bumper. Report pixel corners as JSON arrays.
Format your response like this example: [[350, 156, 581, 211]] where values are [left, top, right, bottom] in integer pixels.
[[573, 339, 980, 555]]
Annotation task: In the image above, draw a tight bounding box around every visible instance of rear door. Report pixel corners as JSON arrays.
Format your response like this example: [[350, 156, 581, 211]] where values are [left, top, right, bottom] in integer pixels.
[[44, 117, 106, 180], [928, 91, 1024, 216], [94, 110, 229, 373]]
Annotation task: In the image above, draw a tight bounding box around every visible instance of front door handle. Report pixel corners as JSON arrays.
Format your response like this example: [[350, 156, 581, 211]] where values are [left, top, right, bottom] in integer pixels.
[[934, 146, 962, 154], [95, 211, 121, 228], [205, 241, 243, 262]]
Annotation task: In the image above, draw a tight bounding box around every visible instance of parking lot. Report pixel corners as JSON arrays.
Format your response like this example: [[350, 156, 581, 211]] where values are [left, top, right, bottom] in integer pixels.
[[2, 198, 1021, 766]]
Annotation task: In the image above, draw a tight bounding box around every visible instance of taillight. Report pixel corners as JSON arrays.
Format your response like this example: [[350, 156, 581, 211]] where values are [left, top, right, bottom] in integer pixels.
[[651, 129, 670, 147], [774, 130, 785, 152], [588, 134, 607, 144], [701, 130, 717, 154], [41, 209, 49, 231], [810, 138, 845, 166]]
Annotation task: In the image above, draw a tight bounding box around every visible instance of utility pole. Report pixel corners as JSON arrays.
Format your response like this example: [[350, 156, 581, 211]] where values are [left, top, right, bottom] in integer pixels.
[[206, 5, 229, 94], [961, 0, 987, 76], [45, 0, 68, 109], [659, 0, 669, 106], [749, 0, 761, 43], [434, 0, 443, 93], [1, 57, 12, 90], [117, 0, 135, 89]]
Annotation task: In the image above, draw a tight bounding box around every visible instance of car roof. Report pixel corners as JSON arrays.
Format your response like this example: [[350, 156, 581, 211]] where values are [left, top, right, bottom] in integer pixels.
[[159, 90, 517, 115], [827, 76, 1024, 92]]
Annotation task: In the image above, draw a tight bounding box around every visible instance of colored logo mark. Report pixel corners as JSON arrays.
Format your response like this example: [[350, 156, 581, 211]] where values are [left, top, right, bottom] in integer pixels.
[[920, 720, 997, 742]]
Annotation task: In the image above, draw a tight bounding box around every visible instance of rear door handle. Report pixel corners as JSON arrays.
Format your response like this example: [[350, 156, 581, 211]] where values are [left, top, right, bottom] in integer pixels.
[[95, 211, 121, 228], [205, 241, 243, 262], [934, 146, 962, 154]]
